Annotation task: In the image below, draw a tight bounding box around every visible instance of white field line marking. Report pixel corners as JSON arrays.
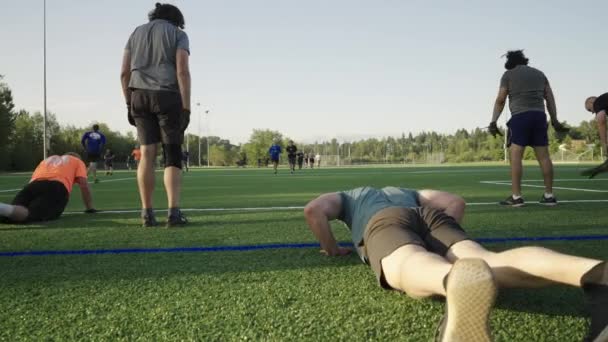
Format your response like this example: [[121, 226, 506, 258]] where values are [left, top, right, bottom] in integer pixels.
[[483, 178, 608, 182], [0, 177, 135, 193], [63, 199, 608, 215], [480, 181, 608, 193]]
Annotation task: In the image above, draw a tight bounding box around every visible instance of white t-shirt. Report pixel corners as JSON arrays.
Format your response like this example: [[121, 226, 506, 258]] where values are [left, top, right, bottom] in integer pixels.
[[315, 154, 320, 160]]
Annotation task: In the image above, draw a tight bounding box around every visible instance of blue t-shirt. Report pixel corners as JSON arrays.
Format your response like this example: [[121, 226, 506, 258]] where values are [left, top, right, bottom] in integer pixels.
[[338, 187, 420, 247], [81, 131, 106, 154], [269, 145, 282, 159]]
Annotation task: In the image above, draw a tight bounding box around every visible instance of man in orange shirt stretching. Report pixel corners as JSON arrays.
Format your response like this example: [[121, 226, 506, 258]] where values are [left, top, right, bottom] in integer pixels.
[[0, 153, 97, 223]]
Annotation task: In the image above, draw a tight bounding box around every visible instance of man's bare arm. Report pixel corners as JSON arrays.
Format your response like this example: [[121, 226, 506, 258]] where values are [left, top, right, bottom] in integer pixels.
[[176, 49, 191, 111], [76, 177, 94, 210], [120, 50, 132, 104], [544, 84, 559, 123], [491, 87, 508, 123], [303, 193, 350, 256], [417, 190, 466, 223]]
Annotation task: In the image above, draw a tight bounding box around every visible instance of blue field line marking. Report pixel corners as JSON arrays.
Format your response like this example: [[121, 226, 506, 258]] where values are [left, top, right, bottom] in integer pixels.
[[2, 234, 608, 258]]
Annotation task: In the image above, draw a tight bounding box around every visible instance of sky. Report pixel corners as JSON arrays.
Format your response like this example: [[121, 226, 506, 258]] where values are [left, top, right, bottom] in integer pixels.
[[1, 0, 607, 144]]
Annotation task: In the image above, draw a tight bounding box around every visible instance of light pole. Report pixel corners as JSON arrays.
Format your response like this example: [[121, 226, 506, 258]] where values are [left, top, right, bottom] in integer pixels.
[[196, 103, 201, 166], [43, 0, 48, 159], [206, 110, 210, 167]]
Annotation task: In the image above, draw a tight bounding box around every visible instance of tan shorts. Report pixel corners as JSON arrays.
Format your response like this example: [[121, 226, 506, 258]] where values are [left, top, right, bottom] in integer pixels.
[[361, 207, 469, 289]]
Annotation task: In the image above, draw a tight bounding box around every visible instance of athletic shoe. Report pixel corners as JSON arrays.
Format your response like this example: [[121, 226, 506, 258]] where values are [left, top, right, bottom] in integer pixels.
[[539, 195, 557, 206], [435, 258, 497, 342], [142, 215, 159, 228], [499, 195, 525, 207], [167, 210, 188, 228], [581, 262, 608, 342], [581, 160, 608, 179], [94, 178, 100, 184]]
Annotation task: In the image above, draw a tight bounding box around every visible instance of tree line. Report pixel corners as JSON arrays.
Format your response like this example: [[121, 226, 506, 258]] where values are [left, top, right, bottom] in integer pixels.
[[0, 76, 602, 171]]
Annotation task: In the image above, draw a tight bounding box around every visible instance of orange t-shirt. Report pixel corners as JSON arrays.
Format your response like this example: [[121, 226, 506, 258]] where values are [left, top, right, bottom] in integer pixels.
[[132, 149, 142, 161], [31, 155, 88, 193]]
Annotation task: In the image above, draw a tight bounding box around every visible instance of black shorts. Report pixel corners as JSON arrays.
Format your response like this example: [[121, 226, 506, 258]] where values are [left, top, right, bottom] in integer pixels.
[[131, 89, 185, 145], [288, 155, 296, 163], [507, 111, 548, 147], [271, 157, 279, 163], [362, 207, 469, 289], [11, 180, 69, 222], [87, 152, 101, 163], [104, 161, 113, 167]]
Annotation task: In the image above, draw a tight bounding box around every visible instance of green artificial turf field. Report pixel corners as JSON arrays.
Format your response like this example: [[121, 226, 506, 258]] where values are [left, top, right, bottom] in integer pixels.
[[1, 164, 608, 341]]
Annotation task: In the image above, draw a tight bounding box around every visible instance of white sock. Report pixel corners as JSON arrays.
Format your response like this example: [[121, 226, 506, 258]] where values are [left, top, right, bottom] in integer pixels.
[[0, 203, 15, 217], [544, 192, 554, 198], [512, 194, 522, 200]]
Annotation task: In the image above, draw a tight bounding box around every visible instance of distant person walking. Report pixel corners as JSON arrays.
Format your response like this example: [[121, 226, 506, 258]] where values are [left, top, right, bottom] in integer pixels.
[[121, 3, 191, 227], [309, 153, 315, 169], [316, 153, 321, 168], [296, 151, 304, 170], [268, 141, 282, 174], [81, 124, 106, 183], [286, 140, 297, 174], [489, 50, 568, 207], [104, 149, 115, 176]]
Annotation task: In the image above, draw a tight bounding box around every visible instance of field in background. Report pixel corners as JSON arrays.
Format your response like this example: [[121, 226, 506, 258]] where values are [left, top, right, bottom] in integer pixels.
[[1, 164, 608, 341]]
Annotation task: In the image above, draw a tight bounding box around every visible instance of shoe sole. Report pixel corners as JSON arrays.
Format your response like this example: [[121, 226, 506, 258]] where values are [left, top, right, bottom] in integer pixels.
[[539, 202, 557, 207], [594, 325, 608, 342], [499, 203, 525, 207], [442, 259, 497, 342]]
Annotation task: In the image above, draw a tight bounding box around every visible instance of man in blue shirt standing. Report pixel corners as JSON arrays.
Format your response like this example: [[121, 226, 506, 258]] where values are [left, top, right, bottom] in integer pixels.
[[268, 142, 282, 174], [81, 124, 106, 183]]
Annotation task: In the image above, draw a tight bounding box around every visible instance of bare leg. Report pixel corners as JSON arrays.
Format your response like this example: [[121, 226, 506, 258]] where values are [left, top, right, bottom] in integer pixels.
[[597, 112, 607, 158], [533, 146, 553, 194], [382, 244, 451, 298], [0, 203, 29, 222], [446, 240, 602, 288], [164, 166, 182, 208], [510, 144, 525, 196], [138, 144, 157, 209]]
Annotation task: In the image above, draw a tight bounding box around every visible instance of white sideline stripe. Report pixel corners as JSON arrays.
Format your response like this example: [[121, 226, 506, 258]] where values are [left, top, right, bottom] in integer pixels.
[[0, 177, 135, 193], [63, 199, 608, 215], [483, 178, 608, 182], [480, 181, 608, 193], [0, 188, 22, 193]]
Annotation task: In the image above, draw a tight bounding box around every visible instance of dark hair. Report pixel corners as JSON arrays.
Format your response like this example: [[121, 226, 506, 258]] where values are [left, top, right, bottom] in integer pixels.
[[504, 50, 529, 70], [149, 3, 185, 29], [93, 124, 99, 131]]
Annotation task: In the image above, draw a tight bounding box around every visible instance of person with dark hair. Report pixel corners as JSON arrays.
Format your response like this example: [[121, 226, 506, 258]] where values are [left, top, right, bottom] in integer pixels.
[[286, 140, 297, 174], [488, 50, 568, 207], [103, 149, 115, 176], [304, 187, 608, 341], [585, 93, 608, 158], [0, 153, 96, 223], [309, 153, 315, 169], [296, 151, 304, 170], [120, 2, 191, 227], [268, 142, 282, 174], [81, 124, 106, 184]]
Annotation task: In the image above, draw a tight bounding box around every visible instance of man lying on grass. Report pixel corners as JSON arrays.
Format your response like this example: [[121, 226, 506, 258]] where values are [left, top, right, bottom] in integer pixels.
[[304, 186, 608, 342], [0, 153, 97, 223]]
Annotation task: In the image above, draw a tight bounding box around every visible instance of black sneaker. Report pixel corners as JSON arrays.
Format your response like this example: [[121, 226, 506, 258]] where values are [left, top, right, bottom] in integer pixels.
[[167, 210, 188, 228], [581, 262, 608, 342], [142, 215, 159, 228], [499, 195, 525, 207], [539, 195, 557, 206], [581, 160, 608, 179], [435, 259, 497, 342]]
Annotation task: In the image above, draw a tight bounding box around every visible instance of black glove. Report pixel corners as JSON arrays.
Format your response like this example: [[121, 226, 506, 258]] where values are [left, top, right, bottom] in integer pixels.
[[127, 103, 136, 127], [84, 208, 98, 214], [551, 119, 569, 133], [488, 122, 503, 137], [181, 109, 191, 132]]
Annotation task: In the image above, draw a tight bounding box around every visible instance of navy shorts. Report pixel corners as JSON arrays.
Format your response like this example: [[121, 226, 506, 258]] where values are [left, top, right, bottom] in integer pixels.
[[507, 111, 548, 147]]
